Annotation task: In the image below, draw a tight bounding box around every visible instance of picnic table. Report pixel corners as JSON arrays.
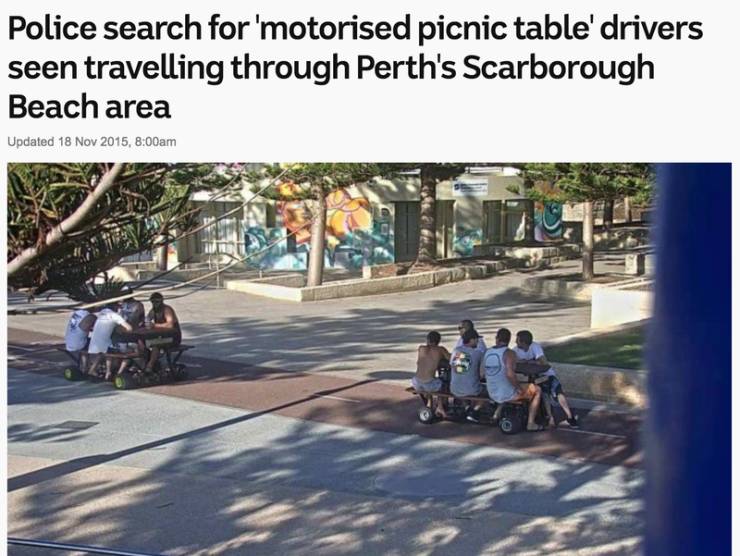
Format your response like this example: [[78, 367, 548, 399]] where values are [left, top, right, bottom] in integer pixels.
[[60, 326, 193, 390]]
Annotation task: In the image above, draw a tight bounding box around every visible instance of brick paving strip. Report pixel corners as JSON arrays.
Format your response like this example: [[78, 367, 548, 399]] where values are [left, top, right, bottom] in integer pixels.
[[8, 327, 642, 468]]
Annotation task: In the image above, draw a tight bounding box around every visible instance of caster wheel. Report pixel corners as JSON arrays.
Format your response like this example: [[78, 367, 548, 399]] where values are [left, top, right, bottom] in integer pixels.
[[418, 406, 435, 424], [114, 373, 135, 390], [63, 366, 83, 381], [499, 417, 519, 435], [174, 364, 188, 381]]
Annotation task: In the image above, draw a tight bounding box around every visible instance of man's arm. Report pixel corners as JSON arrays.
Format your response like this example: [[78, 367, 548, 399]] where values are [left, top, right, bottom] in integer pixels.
[[532, 343, 549, 366], [504, 350, 522, 394], [115, 314, 133, 333]]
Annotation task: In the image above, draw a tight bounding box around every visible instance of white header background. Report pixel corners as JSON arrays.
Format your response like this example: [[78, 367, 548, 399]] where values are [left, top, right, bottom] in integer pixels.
[[1, 1, 740, 553], [0, 0, 738, 162]]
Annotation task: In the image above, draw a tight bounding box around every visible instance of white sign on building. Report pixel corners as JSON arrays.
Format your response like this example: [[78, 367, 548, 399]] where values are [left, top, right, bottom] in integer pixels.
[[452, 180, 489, 197]]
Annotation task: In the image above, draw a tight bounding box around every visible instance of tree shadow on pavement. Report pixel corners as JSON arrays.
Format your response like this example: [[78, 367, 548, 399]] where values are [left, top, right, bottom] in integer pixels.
[[181, 287, 589, 378], [9, 382, 644, 555]]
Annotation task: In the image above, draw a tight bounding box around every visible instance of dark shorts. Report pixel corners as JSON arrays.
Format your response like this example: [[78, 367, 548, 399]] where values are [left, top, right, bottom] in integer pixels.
[[542, 376, 564, 405]]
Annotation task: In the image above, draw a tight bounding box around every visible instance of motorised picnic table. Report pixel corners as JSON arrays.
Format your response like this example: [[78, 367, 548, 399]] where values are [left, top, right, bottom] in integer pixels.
[[515, 361, 551, 383], [60, 326, 193, 390]]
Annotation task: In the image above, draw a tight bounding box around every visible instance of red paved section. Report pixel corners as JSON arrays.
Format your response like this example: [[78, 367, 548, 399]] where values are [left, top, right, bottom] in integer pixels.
[[8, 328, 643, 468]]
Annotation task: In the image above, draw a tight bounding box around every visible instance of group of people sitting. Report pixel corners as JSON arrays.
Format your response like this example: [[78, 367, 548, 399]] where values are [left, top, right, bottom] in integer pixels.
[[413, 319, 579, 432], [63, 290, 181, 381]]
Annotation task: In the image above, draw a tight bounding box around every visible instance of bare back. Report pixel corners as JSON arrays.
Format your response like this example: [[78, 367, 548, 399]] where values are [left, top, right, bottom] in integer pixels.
[[416, 345, 450, 382]]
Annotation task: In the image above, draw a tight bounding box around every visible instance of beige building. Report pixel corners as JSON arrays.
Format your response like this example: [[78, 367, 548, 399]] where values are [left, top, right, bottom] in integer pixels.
[[172, 167, 564, 271]]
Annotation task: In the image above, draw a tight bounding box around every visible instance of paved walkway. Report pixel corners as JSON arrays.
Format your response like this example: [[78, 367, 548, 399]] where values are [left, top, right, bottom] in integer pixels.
[[8, 361, 643, 555], [8, 329, 642, 468], [7, 257, 644, 555], [8, 265, 596, 384]]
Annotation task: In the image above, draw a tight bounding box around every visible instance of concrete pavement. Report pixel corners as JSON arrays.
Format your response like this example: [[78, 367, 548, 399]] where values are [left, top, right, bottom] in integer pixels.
[[7, 262, 644, 554], [8, 266, 592, 384], [8, 366, 643, 555]]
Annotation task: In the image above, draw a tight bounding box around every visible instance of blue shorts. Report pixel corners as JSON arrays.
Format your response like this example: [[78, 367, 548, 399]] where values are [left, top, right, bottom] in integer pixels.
[[542, 376, 564, 406], [412, 376, 443, 393]]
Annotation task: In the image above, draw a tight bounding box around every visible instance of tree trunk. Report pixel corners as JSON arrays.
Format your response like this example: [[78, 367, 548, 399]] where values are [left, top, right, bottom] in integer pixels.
[[624, 196, 632, 223], [582, 201, 595, 280], [306, 185, 327, 287], [157, 225, 169, 271], [414, 169, 437, 269], [524, 200, 535, 242], [603, 199, 614, 229], [8, 162, 125, 277], [157, 243, 168, 271]]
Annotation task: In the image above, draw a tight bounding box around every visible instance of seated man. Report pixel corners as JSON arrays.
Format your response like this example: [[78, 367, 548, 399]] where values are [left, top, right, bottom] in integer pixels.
[[514, 330, 578, 428], [115, 287, 147, 376], [144, 292, 182, 372], [412, 331, 451, 418], [119, 287, 145, 328], [483, 328, 544, 432], [64, 308, 97, 371], [453, 319, 487, 354], [450, 329, 485, 422], [87, 303, 133, 380]]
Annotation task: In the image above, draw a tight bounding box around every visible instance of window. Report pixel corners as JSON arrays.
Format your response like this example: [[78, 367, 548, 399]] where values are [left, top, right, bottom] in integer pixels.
[[196, 202, 245, 256]]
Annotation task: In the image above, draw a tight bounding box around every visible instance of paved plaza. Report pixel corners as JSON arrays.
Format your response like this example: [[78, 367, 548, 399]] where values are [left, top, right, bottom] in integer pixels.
[[8, 264, 596, 384], [7, 261, 644, 555], [7, 363, 643, 555]]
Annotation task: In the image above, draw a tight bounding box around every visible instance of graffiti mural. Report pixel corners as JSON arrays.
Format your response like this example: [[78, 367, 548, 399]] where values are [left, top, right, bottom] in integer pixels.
[[244, 226, 306, 270], [236, 190, 407, 270], [534, 202, 563, 241], [454, 227, 483, 257], [276, 189, 372, 269]]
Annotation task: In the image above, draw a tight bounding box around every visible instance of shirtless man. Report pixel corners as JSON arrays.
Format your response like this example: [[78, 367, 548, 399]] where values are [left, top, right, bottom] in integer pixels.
[[412, 331, 451, 418], [144, 292, 182, 372]]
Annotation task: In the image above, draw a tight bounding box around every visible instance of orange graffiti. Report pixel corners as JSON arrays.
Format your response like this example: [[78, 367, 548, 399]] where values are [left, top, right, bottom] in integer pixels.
[[278, 189, 371, 246]]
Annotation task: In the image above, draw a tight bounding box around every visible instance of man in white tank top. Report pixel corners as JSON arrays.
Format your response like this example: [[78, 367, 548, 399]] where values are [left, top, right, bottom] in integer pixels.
[[483, 328, 544, 432], [514, 330, 578, 428]]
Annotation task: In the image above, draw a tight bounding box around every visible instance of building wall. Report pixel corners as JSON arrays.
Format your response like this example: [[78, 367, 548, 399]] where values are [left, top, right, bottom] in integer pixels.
[[177, 171, 567, 270]]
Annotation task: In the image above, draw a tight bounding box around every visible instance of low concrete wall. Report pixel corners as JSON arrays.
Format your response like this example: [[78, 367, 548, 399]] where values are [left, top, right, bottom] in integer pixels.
[[591, 284, 653, 328], [225, 280, 305, 301], [250, 274, 305, 288], [551, 362, 647, 408], [520, 275, 600, 302], [226, 272, 438, 301], [225, 263, 511, 302], [471, 244, 580, 267]]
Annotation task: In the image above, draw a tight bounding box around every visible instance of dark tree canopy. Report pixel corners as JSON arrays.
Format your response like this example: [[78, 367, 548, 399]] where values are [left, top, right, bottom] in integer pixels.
[[518, 163, 654, 205], [7, 163, 226, 299]]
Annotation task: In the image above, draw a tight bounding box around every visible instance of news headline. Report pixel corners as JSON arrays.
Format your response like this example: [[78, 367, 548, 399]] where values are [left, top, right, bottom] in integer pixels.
[[7, 13, 704, 119]]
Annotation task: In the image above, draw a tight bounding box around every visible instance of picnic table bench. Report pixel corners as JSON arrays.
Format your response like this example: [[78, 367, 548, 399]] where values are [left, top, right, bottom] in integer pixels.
[[406, 360, 551, 434], [58, 342, 194, 390]]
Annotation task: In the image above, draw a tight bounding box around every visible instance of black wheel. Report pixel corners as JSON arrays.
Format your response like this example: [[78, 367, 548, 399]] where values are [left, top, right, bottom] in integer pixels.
[[174, 364, 188, 381], [114, 373, 135, 390], [418, 406, 435, 424], [499, 417, 520, 435], [63, 366, 83, 381]]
